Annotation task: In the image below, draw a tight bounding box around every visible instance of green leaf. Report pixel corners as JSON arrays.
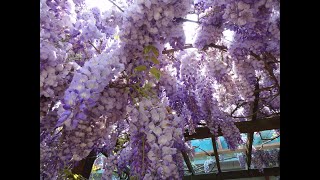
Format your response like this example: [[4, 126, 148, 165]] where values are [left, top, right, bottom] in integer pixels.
[[144, 55, 150, 60], [134, 65, 147, 71], [151, 46, 159, 57], [130, 176, 139, 180], [150, 67, 161, 80], [144, 45, 159, 57], [73, 174, 80, 179], [150, 56, 160, 64], [144, 82, 153, 90], [63, 169, 73, 176], [144, 45, 152, 54], [63, 169, 69, 175]]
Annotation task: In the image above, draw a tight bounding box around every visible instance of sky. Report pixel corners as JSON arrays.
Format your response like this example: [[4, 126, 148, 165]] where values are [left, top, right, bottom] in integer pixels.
[[85, 0, 113, 12]]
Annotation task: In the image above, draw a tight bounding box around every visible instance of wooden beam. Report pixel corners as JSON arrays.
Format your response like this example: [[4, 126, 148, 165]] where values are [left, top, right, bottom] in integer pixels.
[[246, 132, 254, 169], [235, 116, 279, 133], [193, 143, 280, 157], [211, 136, 221, 173], [183, 167, 280, 180], [184, 116, 280, 141], [182, 151, 195, 175], [246, 82, 260, 169], [72, 150, 97, 179]]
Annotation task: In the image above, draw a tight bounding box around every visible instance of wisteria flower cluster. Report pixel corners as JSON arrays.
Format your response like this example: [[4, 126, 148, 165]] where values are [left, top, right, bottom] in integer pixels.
[[40, 0, 280, 179]]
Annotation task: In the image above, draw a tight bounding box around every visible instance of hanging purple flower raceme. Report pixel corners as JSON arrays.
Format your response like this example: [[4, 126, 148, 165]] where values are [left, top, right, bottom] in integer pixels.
[[127, 97, 184, 179], [117, 144, 132, 174], [251, 148, 280, 172], [56, 50, 125, 128], [179, 49, 205, 125], [40, 110, 59, 142], [202, 85, 243, 150], [193, 6, 225, 49], [40, 133, 66, 180]]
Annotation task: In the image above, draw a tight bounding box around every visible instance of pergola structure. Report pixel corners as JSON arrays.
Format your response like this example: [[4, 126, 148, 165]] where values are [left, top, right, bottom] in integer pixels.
[[72, 83, 280, 180], [182, 84, 280, 180], [72, 115, 280, 180], [182, 115, 280, 180]]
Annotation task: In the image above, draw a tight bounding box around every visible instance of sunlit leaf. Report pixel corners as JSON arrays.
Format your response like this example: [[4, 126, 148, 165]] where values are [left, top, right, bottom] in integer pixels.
[[151, 46, 159, 57], [130, 176, 139, 180], [134, 65, 147, 71], [91, 165, 100, 172], [63, 169, 71, 175], [151, 56, 160, 64], [144, 45, 159, 57], [144, 45, 152, 54], [150, 67, 161, 80], [144, 82, 153, 90]]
